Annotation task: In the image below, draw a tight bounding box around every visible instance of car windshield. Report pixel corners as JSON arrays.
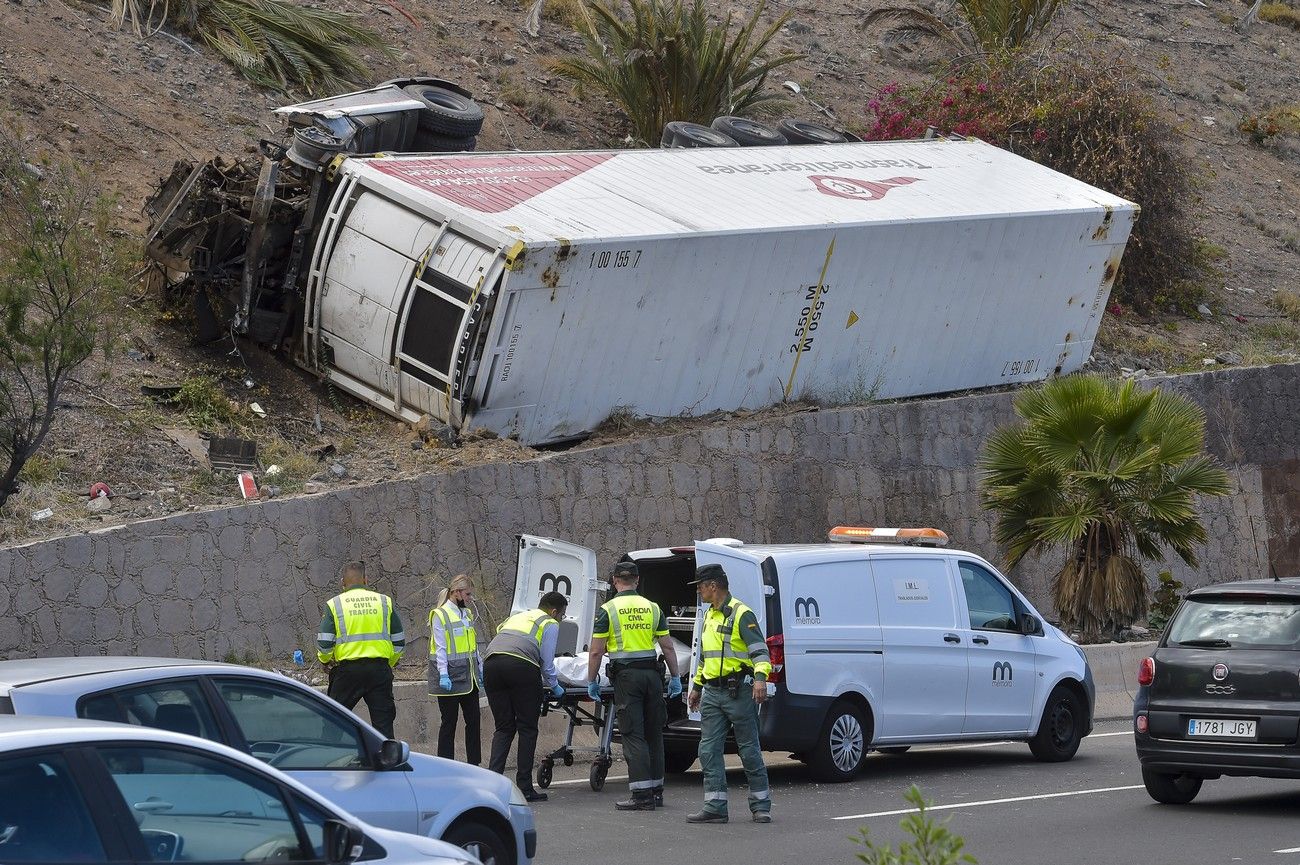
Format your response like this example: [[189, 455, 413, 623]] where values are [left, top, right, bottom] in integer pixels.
[[1167, 596, 1300, 649]]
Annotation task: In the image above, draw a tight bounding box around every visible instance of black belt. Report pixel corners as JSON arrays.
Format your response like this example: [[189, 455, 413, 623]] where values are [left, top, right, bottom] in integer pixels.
[[612, 659, 659, 670], [701, 671, 749, 686]]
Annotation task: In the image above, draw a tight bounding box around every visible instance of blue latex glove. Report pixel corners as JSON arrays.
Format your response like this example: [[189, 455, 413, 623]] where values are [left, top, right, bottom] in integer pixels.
[[439, 674, 453, 692], [551, 684, 565, 699], [667, 677, 683, 698], [586, 680, 602, 701]]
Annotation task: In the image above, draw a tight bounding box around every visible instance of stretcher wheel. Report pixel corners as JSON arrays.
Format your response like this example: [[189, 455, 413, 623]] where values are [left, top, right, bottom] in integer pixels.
[[537, 760, 553, 789], [563, 753, 574, 767], [590, 761, 607, 792]]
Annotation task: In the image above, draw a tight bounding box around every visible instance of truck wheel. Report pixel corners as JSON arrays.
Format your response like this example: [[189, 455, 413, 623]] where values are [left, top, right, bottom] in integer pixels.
[[710, 116, 787, 146], [777, 118, 848, 145], [1142, 768, 1203, 804], [1028, 686, 1084, 762], [664, 747, 697, 774], [413, 130, 477, 153], [809, 700, 869, 782], [404, 85, 485, 138], [660, 121, 738, 149], [444, 820, 512, 865]]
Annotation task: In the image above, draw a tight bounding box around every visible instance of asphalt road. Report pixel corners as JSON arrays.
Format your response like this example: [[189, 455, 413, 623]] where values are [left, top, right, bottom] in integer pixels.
[[529, 720, 1300, 865]]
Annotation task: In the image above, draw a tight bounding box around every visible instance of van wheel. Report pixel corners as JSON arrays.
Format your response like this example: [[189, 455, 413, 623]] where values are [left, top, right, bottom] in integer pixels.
[[443, 820, 512, 865], [664, 747, 696, 774], [809, 700, 869, 782], [1142, 768, 1203, 804], [1028, 686, 1084, 762]]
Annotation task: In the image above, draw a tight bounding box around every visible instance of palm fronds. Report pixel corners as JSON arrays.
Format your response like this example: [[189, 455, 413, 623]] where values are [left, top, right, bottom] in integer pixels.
[[954, 0, 1064, 53], [551, 0, 802, 145], [979, 374, 1231, 638], [106, 0, 391, 92]]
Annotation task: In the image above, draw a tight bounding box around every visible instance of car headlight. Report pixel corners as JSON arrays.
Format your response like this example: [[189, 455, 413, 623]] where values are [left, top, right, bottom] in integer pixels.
[[509, 782, 528, 807]]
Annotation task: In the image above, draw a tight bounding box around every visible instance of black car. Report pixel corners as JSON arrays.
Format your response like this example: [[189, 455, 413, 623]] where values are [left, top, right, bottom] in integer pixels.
[[1134, 578, 1300, 804]]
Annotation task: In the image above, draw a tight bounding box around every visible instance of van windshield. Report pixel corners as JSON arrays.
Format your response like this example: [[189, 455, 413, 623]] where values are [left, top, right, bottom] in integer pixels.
[[1167, 597, 1300, 649]]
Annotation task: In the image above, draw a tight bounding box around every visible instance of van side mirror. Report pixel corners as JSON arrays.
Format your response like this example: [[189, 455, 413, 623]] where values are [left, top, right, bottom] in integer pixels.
[[376, 739, 410, 770], [323, 819, 364, 864], [1020, 613, 1042, 636]]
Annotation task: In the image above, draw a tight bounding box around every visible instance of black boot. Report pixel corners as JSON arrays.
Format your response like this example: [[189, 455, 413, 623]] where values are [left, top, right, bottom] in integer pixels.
[[615, 794, 656, 811], [653, 786, 664, 807]]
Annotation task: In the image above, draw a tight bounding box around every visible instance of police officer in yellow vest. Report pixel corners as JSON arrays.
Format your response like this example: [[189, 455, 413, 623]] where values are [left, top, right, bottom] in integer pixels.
[[483, 591, 569, 802], [586, 560, 683, 811], [316, 561, 405, 740], [686, 563, 773, 825], [429, 574, 483, 765]]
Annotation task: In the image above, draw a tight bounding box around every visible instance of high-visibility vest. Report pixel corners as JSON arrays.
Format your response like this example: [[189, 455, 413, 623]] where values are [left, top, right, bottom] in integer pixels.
[[485, 609, 555, 668], [600, 594, 659, 660], [429, 601, 479, 696], [326, 589, 397, 663], [698, 598, 771, 680]]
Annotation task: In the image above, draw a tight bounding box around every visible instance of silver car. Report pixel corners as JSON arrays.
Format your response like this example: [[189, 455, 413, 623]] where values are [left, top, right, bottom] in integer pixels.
[[0, 714, 476, 864], [0, 658, 535, 865]]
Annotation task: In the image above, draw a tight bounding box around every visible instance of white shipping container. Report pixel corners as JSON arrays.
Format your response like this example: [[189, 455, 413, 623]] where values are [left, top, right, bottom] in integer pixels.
[[299, 138, 1137, 444]]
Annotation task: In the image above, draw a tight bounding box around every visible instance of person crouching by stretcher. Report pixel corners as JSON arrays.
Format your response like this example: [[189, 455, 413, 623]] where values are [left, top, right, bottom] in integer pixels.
[[586, 560, 683, 811], [483, 591, 569, 803]]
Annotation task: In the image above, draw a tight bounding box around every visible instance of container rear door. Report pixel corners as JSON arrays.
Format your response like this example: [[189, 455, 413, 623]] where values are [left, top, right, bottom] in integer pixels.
[[514, 535, 603, 654], [870, 556, 968, 739]]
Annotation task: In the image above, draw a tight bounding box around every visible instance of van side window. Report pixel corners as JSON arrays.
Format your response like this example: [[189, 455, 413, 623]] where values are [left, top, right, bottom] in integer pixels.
[[958, 562, 1019, 632]]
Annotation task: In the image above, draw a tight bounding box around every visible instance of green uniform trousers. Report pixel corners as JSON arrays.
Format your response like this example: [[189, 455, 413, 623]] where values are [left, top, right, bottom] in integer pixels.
[[698, 683, 770, 816], [614, 666, 666, 795]]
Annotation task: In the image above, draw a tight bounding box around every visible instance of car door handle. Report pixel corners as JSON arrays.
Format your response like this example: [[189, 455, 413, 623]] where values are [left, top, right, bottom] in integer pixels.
[[943, 633, 961, 644], [972, 636, 989, 645], [133, 800, 175, 814]]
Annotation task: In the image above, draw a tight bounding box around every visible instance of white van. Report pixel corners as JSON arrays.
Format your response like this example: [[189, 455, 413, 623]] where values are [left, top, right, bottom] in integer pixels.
[[512, 528, 1094, 781]]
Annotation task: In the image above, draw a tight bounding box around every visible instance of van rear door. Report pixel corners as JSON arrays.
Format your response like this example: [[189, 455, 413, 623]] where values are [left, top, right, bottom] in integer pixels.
[[870, 555, 967, 739], [513, 535, 602, 654]]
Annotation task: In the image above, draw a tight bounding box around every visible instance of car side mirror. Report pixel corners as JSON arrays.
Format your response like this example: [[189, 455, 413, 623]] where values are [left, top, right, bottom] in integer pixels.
[[377, 739, 410, 770], [323, 819, 364, 864], [1020, 613, 1042, 636]]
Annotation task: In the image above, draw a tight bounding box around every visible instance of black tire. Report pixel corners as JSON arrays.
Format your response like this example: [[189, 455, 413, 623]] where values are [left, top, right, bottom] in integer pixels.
[[562, 752, 574, 767], [808, 700, 869, 782], [710, 115, 787, 146], [536, 760, 552, 789], [413, 130, 478, 153], [660, 121, 738, 149], [590, 761, 608, 792], [876, 745, 910, 755], [403, 84, 485, 138], [1142, 768, 1203, 805], [664, 747, 697, 774], [443, 820, 512, 865], [777, 118, 849, 145], [1028, 686, 1085, 762]]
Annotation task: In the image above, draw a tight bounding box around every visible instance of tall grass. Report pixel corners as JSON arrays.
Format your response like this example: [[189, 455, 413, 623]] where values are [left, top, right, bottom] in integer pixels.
[[551, 0, 802, 145]]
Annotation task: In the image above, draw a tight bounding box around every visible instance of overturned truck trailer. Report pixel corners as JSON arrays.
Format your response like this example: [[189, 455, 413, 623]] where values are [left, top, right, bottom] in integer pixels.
[[146, 82, 1138, 446]]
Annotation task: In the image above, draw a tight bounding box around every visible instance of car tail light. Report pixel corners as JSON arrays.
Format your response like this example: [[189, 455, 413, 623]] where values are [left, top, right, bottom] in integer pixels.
[[1138, 657, 1156, 687], [766, 634, 785, 685], [1136, 713, 1149, 734]]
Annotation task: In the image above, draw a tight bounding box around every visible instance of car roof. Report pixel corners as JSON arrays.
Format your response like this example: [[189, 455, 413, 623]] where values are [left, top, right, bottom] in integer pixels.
[[1187, 578, 1300, 598], [0, 656, 237, 690], [0, 713, 231, 750], [694, 541, 985, 564]]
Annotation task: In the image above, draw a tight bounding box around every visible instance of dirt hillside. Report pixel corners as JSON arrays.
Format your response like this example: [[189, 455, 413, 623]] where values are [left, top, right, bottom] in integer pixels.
[[1, 0, 1297, 545]]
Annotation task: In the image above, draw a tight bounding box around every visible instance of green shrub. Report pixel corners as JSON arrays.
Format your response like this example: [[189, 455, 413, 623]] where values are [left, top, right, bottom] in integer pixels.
[[853, 786, 977, 865], [1239, 104, 1300, 144], [551, 0, 802, 145], [863, 50, 1207, 312], [107, 0, 392, 92], [1148, 570, 1184, 631], [955, 0, 1064, 52], [171, 376, 244, 431]]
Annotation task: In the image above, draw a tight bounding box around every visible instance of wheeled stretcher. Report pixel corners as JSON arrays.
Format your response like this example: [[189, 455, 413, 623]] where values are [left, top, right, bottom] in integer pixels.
[[536, 684, 619, 791]]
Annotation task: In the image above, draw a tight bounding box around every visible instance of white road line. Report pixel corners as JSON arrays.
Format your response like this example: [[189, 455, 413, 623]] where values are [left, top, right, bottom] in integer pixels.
[[1274, 847, 1300, 854], [832, 785, 1146, 820], [547, 773, 630, 787], [905, 730, 1133, 754]]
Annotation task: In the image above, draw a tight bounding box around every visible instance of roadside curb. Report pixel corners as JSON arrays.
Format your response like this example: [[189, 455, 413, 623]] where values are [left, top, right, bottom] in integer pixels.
[[1082, 640, 1155, 723]]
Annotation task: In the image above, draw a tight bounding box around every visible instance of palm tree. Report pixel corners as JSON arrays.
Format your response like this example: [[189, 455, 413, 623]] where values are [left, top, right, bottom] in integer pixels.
[[980, 375, 1231, 640]]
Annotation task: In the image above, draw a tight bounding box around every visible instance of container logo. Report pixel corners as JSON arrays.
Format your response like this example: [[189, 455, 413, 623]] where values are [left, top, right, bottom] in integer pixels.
[[810, 175, 920, 201], [369, 153, 617, 214]]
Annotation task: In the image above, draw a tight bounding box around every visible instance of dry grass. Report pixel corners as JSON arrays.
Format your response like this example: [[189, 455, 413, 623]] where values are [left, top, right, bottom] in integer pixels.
[[1270, 289, 1300, 322], [1260, 2, 1300, 30], [501, 85, 564, 130]]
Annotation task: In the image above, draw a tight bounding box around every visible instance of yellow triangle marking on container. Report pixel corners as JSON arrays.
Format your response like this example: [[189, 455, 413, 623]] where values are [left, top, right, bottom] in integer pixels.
[[846, 310, 860, 328]]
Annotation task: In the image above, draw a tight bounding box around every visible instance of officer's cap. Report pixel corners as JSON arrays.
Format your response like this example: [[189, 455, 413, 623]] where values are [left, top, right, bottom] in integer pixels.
[[610, 559, 640, 580], [688, 563, 728, 587]]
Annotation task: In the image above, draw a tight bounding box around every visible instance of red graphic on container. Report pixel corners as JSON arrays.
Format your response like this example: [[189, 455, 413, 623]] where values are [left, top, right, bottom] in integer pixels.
[[369, 153, 617, 213], [810, 175, 920, 201]]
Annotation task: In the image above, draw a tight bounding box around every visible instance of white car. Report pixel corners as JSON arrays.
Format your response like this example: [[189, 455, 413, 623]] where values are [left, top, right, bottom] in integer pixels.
[[0, 714, 476, 865], [0, 658, 535, 865]]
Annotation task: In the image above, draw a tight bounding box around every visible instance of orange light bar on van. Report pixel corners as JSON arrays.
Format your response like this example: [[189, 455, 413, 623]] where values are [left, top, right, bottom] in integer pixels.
[[827, 526, 949, 547]]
